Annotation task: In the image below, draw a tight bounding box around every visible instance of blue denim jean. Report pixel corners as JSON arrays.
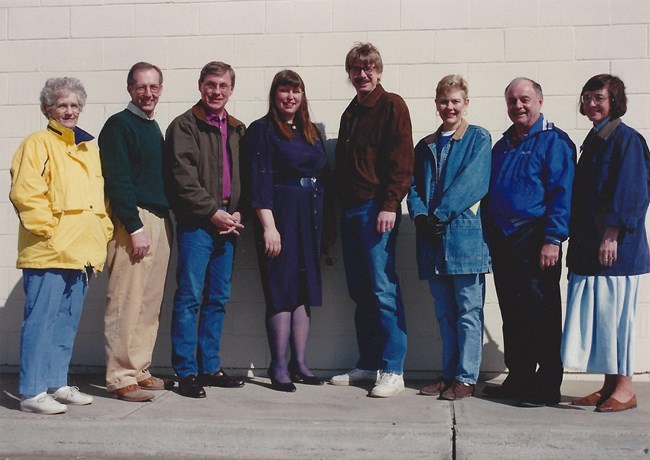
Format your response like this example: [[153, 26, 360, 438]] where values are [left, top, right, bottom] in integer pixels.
[[428, 274, 485, 384], [20, 268, 89, 397], [171, 223, 236, 377], [340, 200, 407, 374]]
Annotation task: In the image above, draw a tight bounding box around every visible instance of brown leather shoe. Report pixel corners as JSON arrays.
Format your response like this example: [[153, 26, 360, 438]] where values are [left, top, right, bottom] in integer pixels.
[[570, 391, 604, 407], [110, 384, 155, 402], [138, 376, 168, 391], [440, 381, 474, 401], [595, 395, 637, 413], [419, 378, 448, 396]]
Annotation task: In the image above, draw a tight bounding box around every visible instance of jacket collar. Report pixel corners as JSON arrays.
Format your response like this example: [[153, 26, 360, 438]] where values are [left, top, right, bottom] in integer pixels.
[[356, 84, 386, 108], [595, 117, 622, 140], [503, 114, 554, 144], [431, 118, 469, 142], [192, 101, 240, 130], [46, 118, 94, 145]]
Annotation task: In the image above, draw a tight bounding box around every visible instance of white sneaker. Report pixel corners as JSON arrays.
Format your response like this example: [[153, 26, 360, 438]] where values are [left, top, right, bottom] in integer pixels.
[[20, 392, 67, 414], [330, 368, 379, 386], [51, 386, 93, 405], [370, 372, 405, 398]]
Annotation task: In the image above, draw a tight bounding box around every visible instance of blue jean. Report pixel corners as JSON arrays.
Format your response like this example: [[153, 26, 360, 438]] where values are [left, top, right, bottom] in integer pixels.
[[20, 268, 89, 397], [340, 200, 407, 374], [428, 274, 485, 384], [171, 223, 236, 377]]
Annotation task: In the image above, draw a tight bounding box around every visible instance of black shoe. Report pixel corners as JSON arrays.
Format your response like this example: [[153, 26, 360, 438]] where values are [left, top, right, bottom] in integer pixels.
[[518, 394, 561, 407], [268, 368, 296, 393], [178, 375, 206, 398], [199, 369, 245, 388], [289, 362, 324, 386]]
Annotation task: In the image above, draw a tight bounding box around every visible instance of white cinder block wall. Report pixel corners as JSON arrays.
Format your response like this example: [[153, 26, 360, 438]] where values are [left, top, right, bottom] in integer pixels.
[[1, 0, 649, 379]]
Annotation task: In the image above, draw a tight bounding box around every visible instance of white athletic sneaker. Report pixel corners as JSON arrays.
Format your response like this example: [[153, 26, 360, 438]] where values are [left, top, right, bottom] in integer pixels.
[[330, 368, 379, 386], [20, 392, 67, 414], [51, 386, 93, 405], [370, 372, 405, 398]]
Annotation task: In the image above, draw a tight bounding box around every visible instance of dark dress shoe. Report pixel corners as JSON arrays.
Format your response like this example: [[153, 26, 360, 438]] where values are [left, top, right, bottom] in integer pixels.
[[288, 361, 323, 385], [518, 394, 561, 407], [199, 369, 245, 388], [595, 395, 637, 413], [268, 368, 296, 393], [178, 375, 206, 398]]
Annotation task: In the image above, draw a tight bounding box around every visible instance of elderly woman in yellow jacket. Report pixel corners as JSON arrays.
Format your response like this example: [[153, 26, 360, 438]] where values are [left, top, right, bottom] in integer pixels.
[[10, 77, 113, 415]]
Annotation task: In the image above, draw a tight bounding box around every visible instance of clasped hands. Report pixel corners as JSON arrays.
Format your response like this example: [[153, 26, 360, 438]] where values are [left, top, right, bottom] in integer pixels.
[[414, 214, 446, 241]]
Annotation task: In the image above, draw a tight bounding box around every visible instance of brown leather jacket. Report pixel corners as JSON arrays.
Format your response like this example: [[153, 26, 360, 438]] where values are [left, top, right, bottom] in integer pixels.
[[335, 84, 414, 212]]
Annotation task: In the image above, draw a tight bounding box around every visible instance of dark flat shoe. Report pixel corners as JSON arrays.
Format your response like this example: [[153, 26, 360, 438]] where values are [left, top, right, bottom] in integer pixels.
[[199, 369, 244, 388], [178, 375, 206, 399], [291, 373, 324, 386]]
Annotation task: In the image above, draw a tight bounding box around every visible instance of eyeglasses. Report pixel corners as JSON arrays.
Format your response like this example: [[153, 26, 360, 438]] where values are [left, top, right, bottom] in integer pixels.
[[53, 103, 80, 113], [580, 93, 611, 105], [134, 84, 162, 95], [203, 82, 232, 93], [349, 65, 376, 76]]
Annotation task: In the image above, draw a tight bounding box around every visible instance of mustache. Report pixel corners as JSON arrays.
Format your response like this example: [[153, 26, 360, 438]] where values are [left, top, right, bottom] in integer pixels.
[[353, 76, 369, 84]]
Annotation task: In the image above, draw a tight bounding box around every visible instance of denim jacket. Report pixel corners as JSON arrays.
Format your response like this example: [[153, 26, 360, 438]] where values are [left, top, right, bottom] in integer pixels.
[[407, 120, 492, 278]]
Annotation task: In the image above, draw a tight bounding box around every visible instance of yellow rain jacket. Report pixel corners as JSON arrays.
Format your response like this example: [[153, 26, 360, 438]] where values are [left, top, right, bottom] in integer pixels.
[[10, 119, 113, 271]]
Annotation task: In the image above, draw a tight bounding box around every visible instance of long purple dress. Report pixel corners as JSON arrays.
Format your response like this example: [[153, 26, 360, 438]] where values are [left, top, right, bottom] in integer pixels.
[[248, 116, 328, 311]]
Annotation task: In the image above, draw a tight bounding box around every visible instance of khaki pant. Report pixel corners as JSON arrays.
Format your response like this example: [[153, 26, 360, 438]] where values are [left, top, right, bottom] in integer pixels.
[[104, 208, 172, 392]]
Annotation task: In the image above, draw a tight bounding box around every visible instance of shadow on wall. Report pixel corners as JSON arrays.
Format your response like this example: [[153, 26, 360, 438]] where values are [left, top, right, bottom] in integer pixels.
[[0, 130, 506, 380]]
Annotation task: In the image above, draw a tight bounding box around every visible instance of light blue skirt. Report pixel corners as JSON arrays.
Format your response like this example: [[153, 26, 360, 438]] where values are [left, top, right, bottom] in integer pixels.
[[561, 273, 639, 376]]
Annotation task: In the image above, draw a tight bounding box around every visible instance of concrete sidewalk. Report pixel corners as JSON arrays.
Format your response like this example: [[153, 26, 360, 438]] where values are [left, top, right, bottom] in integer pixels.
[[0, 373, 649, 459]]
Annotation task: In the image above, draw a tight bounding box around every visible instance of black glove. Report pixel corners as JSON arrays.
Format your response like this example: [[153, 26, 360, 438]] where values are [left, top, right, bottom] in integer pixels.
[[414, 215, 446, 241]]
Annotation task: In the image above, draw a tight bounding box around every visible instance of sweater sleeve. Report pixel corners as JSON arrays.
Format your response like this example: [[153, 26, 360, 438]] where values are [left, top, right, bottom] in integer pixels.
[[99, 115, 142, 233]]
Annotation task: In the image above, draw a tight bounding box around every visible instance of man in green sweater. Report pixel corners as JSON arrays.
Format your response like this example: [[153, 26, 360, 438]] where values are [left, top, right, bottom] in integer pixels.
[[99, 62, 172, 402]]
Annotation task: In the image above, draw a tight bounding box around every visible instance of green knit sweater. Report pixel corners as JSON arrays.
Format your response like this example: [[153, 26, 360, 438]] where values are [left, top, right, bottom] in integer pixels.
[[99, 109, 169, 234]]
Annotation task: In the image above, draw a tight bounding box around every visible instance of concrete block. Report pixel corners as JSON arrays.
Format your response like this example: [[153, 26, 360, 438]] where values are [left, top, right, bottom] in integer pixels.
[[266, 0, 331, 34], [0, 0, 38, 6], [0, 9, 6, 40], [435, 29, 504, 63], [234, 67, 267, 102], [71, 5, 134, 38], [134, 3, 199, 37], [367, 31, 436, 65], [8, 7, 69, 39], [576, 25, 647, 60], [505, 27, 574, 62], [75, 70, 140, 105], [621, 94, 650, 131], [611, 60, 650, 94], [230, 100, 267, 128], [168, 36, 234, 71], [42, 39, 104, 72], [470, 0, 539, 28], [401, 0, 469, 30], [399, 63, 467, 99], [540, 0, 610, 26], [612, 0, 650, 24], [0, 74, 6, 106], [199, 1, 264, 35], [298, 32, 360, 67], [7, 73, 49, 106], [103, 38, 169, 72], [0, 235, 17, 267], [407, 97, 437, 136], [542, 95, 580, 130], [0, 41, 40, 72], [41, 0, 103, 4], [304, 99, 350, 137], [0, 105, 37, 139], [233, 35, 299, 68], [292, 67, 332, 101], [468, 63, 538, 98], [538, 61, 610, 96], [333, 0, 399, 31], [466, 97, 510, 132]]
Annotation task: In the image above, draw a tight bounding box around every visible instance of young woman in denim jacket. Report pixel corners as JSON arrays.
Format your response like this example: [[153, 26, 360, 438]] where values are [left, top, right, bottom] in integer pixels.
[[407, 75, 491, 400]]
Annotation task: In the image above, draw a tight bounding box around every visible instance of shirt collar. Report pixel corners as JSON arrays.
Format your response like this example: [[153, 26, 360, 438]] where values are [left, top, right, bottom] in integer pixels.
[[593, 117, 611, 134], [127, 101, 155, 120]]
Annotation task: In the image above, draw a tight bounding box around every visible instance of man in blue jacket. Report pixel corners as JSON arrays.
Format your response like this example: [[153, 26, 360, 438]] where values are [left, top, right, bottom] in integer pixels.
[[483, 77, 576, 407]]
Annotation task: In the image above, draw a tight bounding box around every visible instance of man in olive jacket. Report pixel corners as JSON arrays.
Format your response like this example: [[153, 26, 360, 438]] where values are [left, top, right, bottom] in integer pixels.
[[164, 61, 247, 398]]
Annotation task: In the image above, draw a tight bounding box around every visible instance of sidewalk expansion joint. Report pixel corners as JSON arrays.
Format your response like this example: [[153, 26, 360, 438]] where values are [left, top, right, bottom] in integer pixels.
[[451, 403, 457, 460]]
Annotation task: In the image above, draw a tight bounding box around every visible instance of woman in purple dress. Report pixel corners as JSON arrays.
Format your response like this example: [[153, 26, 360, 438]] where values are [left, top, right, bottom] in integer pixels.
[[248, 70, 328, 392]]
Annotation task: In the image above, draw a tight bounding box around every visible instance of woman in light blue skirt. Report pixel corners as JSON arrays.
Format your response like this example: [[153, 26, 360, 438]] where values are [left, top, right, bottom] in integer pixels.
[[562, 74, 650, 412]]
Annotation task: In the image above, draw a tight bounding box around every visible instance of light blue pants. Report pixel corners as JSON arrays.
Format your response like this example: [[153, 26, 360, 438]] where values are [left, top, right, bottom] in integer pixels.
[[428, 274, 485, 384], [20, 268, 89, 397]]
